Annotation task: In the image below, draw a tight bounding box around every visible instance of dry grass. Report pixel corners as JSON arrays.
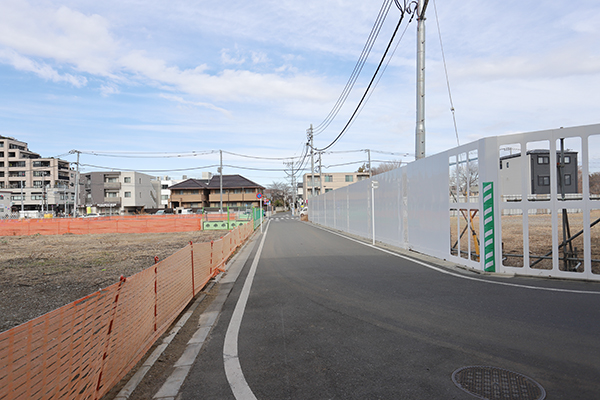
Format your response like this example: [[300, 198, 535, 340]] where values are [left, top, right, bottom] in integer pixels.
[[451, 209, 600, 274], [0, 230, 227, 332]]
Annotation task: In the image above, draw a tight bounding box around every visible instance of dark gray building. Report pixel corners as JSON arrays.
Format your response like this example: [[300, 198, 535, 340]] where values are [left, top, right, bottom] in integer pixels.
[[499, 150, 578, 196]]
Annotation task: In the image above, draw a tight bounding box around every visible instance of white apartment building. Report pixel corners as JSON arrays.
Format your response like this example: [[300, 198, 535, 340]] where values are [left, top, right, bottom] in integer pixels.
[[0, 135, 75, 215], [80, 171, 159, 215], [303, 171, 370, 199]]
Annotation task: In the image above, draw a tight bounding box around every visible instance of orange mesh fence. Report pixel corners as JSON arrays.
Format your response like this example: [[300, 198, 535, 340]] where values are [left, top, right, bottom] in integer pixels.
[[0, 221, 256, 400], [0, 215, 213, 236]]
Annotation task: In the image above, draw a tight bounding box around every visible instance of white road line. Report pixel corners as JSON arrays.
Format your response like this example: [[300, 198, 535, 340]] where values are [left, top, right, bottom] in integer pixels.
[[310, 223, 600, 295], [223, 220, 271, 400]]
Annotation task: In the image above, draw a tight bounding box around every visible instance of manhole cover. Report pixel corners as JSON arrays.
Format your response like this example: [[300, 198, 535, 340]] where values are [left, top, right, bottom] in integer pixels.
[[452, 366, 546, 400]]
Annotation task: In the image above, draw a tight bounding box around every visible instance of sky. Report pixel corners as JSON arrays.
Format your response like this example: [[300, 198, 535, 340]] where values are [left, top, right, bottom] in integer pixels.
[[1, 0, 600, 186]]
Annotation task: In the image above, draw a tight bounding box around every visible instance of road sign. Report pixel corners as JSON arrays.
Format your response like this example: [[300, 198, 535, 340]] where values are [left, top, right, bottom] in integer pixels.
[[372, 180, 379, 189], [257, 193, 263, 199]]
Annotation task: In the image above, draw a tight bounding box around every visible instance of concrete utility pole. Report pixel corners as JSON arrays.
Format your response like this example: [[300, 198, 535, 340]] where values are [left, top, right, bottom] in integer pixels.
[[415, 0, 428, 160], [308, 125, 314, 199], [219, 150, 223, 212], [318, 152, 322, 196], [69, 150, 80, 217], [367, 149, 372, 178]]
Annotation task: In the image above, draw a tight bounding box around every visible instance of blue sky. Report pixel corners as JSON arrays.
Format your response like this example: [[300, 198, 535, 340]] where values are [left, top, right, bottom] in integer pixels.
[[1, 0, 600, 185]]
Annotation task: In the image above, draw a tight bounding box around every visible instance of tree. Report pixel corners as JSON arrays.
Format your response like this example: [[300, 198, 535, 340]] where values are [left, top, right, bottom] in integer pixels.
[[371, 160, 403, 176], [267, 181, 292, 207]]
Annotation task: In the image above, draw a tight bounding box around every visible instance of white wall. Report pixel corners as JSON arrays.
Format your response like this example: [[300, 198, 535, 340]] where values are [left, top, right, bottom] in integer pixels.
[[310, 123, 600, 282]]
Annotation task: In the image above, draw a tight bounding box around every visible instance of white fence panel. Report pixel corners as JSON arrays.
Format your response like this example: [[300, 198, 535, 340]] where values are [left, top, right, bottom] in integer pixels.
[[309, 123, 600, 282]]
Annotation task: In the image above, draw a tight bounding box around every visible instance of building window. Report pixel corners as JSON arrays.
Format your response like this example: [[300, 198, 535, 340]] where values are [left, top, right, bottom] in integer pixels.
[[8, 152, 15, 158], [244, 189, 254, 194], [31, 194, 43, 200], [11, 195, 24, 201], [105, 192, 118, 198], [124, 177, 132, 183], [161, 184, 168, 189], [345, 175, 354, 182], [125, 192, 131, 198], [559, 155, 571, 164], [538, 176, 550, 186], [161, 195, 169, 200], [0, 142, 3, 147], [325, 188, 333, 193], [564, 174, 572, 186], [33, 180, 43, 188], [191, 190, 199, 195], [324, 175, 333, 182], [537, 156, 549, 165], [105, 177, 118, 183], [179, 190, 184, 195]]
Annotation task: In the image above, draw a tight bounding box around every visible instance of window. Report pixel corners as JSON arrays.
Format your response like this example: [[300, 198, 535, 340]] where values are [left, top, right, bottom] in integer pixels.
[[345, 175, 354, 182], [8, 152, 15, 158], [161, 195, 169, 200], [564, 174, 572, 186], [325, 188, 333, 193], [0, 142, 3, 147], [234, 189, 242, 194], [105, 177, 118, 183], [124, 177, 132, 183], [179, 190, 184, 195], [538, 176, 550, 186], [244, 189, 254, 194], [161, 184, 168, 189], [33, 171, 50, 177], [11, 195, 24, 201], [9, 161, 25, 168], [124, 192, 132, 198], [105, 192, 118, 198], [559, 155, 571, 164], [537, 156, 549, 165], [0, 152, 3, 157], [33, 180, 43, 188], [324, 175, 333, 182], [31, 194, 43, 200], [191, 190, 199, 195]]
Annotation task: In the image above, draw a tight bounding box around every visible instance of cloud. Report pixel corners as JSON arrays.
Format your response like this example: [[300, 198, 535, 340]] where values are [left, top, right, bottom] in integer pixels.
[[0, 48, 87, 87], [160, 93, 232, 118]]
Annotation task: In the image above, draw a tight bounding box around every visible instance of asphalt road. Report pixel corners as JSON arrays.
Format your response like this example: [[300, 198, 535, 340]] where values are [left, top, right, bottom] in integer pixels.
[[178, 212, 600, 399]]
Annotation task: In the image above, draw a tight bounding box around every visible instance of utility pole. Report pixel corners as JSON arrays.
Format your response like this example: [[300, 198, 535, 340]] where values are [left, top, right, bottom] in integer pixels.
[[69, 150, 80, 218], [367, 149, 372, 178], [415, 0, 429, 160], [318, 152, 322, 196], [219, 149, 223, 212], [308, 125, 314, 199]]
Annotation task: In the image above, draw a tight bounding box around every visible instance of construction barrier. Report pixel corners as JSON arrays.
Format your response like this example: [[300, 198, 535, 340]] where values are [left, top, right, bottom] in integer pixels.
[[0, 221, 255, 400], [0, 215, 210, 236]]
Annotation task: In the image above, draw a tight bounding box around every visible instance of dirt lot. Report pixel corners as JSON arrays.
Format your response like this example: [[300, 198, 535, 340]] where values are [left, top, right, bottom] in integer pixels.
[[451, 209, 600, 274], [0, 230, 228, 333]]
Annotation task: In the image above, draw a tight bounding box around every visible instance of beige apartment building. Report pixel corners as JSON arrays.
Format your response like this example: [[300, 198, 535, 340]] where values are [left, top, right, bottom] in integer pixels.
[[0, 135, 75, 214], [303, 171, 370, 199]]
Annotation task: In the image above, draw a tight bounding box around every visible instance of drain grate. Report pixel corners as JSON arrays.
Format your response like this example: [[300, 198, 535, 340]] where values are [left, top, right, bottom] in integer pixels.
[[452, 366, 546, 400]]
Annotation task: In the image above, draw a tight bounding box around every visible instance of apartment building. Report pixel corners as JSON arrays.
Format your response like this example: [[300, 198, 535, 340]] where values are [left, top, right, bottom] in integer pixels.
[[80, 171, 159, 215], [303, 171, 370, 198], [0, 135, 75, 214], [169, 174, 264, 210], [499, 150, 579, 197]]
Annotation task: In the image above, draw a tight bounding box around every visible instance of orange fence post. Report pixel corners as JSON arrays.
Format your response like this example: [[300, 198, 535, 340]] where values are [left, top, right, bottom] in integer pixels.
[[95, 275, 126, 397], [190, 241, 195, 297], [153, 256, 159, 332]]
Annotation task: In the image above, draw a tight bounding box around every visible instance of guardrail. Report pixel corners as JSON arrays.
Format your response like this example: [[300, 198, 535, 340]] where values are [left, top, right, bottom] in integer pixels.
[[0, 221, 254, 399]]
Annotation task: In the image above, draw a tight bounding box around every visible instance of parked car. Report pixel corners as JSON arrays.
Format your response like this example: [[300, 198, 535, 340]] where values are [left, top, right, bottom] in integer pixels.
[[81, 213, 100, 218]]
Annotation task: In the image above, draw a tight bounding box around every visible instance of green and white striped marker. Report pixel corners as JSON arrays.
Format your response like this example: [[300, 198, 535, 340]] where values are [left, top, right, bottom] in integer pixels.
[[483, 182, 495, 272]]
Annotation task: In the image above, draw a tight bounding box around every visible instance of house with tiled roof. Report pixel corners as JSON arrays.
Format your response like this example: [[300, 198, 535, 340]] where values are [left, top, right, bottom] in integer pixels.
[[206, 175, 264, 209], [168, 174, 265, 210]]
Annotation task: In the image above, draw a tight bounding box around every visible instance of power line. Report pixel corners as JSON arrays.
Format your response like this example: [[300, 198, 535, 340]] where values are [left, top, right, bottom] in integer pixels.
[[313, 7, 417, 152], [432, 0, 460, 146], [313, 0, 393, 135]]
